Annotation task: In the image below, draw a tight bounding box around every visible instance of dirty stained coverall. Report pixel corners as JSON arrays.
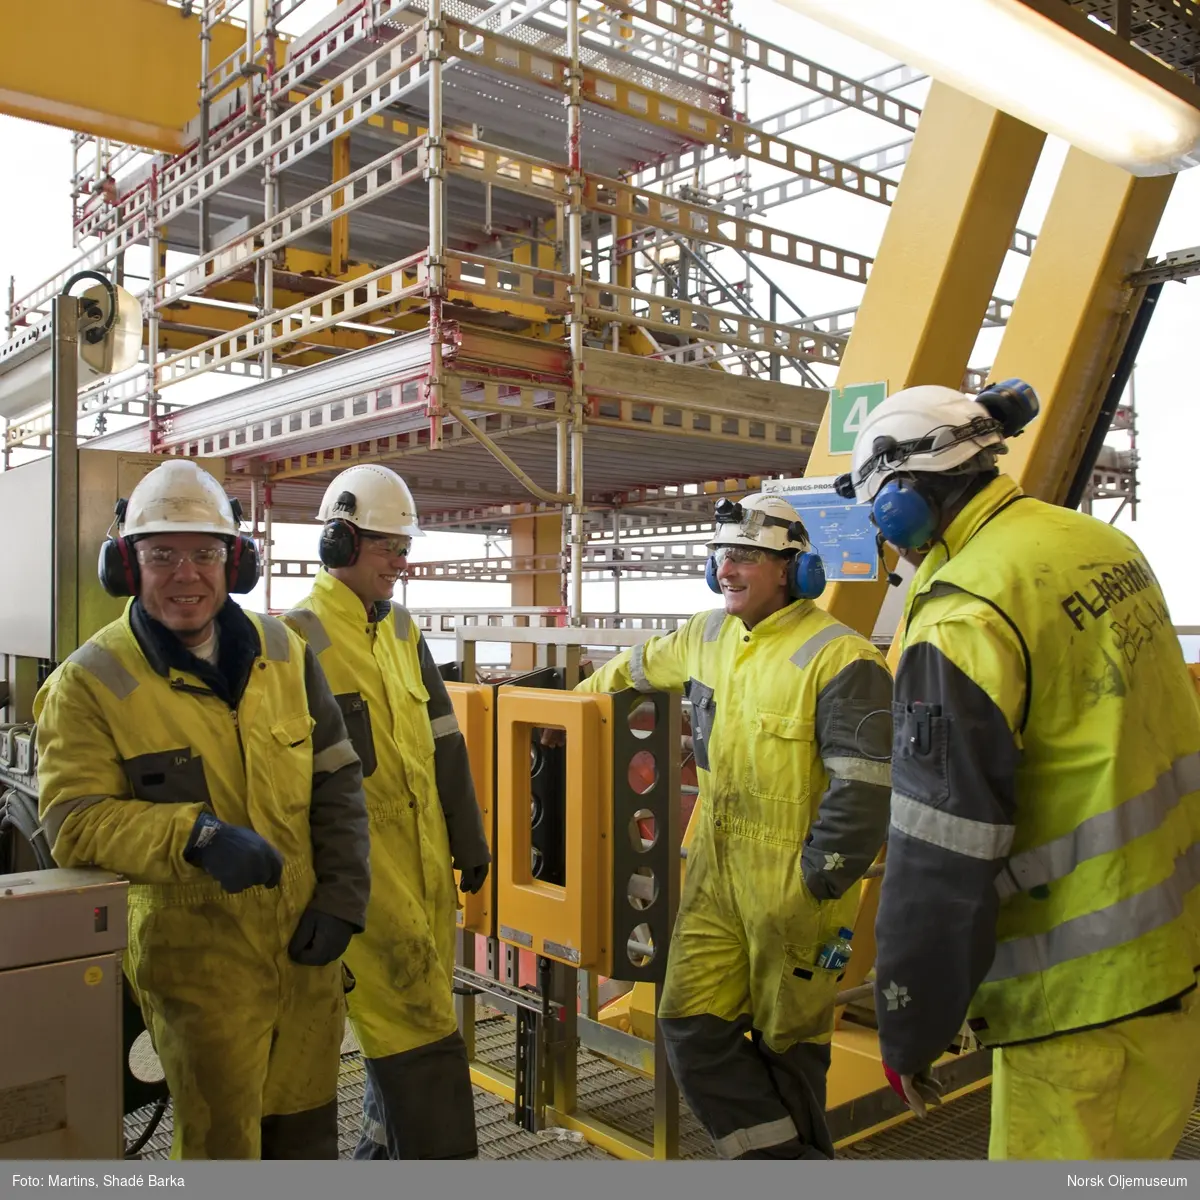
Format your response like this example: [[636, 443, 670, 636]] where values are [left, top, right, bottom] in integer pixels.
[[286, 568, 490, 1159], [579, 599, 893, 1158], [34, 598, 371, 1159], [874, 475, 1200, 1159]]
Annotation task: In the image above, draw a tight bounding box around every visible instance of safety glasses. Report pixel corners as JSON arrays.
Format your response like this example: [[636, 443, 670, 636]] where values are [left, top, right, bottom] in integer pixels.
[[360, 533, 412, 558], [713, 545, 772, 566], [136, 545, 229, 570]]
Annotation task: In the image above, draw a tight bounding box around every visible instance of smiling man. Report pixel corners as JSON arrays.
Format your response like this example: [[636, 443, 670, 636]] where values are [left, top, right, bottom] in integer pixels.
[[284, 465, 489, 1160], [576, 492, 893, 1159], [34, 460, 371, 1159]]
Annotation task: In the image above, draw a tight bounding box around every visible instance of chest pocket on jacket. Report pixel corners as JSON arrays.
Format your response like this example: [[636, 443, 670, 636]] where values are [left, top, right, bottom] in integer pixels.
[[335, 692, 377, 779], [268, 713, 316, 805], [685, 678, 715, 772], [744, 713, 816, 805], [122, 749, 210, 806]]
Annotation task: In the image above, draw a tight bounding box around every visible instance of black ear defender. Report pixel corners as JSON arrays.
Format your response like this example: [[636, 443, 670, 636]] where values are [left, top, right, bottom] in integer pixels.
[[318, 491, 362, 568]]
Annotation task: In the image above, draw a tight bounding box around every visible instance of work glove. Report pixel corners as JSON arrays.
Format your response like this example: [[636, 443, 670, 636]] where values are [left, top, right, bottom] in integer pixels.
[[183, 812, 283, 894], [457, 861, 490, 895], [288, 907, 356, 967], [883, 1065, 944, 1119]]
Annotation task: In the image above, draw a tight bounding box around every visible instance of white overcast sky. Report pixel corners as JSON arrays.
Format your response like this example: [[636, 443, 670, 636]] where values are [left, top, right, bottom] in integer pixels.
[[0, 0, 1196, 656]]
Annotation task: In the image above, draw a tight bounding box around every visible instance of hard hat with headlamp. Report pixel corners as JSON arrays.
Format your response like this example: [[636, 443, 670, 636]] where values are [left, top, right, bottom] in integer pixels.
[[705, 491, 826, 600], [833, 378, 1039, 551]]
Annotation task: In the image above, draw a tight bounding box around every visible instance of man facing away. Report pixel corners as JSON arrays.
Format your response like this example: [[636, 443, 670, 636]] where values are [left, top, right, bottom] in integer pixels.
[[285, 464, 490, 1159], [840, 380, 1200, 1158], [574, 492, 893, 1159], [35, 460, 371, 1159]]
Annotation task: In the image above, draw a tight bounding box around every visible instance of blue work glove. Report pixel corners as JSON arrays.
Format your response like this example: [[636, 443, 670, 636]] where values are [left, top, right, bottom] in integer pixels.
[[458, 862, 490, 895], [288, 907, 356, 967], [183, 812, 283, 894]]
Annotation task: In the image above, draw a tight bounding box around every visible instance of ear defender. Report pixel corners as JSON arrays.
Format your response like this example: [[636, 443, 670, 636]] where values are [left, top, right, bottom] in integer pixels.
[[789, 551, 826, 601], [98, 535, 140, 597], [871, 477, 938, 550]]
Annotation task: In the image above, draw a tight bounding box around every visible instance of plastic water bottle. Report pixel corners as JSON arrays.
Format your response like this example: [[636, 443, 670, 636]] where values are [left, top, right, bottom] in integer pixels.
[[817, 927, 854, 971]]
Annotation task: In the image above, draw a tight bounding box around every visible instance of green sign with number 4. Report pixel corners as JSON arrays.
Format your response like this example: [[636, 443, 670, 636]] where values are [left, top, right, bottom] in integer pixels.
[[828, 381, 888, 455]]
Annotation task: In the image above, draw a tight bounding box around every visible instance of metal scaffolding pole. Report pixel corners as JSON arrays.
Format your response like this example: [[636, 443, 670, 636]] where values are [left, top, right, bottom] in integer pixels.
[[426, 0, 446, 452], [566, 0, 585, 624]]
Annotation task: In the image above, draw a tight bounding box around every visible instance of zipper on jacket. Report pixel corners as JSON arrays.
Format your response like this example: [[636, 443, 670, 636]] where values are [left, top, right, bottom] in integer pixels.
[[170, 677, 247, 772]]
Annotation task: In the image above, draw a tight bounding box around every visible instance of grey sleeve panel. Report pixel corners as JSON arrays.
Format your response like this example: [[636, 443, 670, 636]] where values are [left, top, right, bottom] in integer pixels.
[[874, 641, 1021, 1075], [802, 658, 893, 901], [417, 633, 490, 871], [302, 642, 371, 929]]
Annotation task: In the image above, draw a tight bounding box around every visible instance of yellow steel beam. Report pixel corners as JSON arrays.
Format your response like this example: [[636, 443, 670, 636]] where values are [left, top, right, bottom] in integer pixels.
[[510, 513, 564, 670], [805, 82, 1046, 641], [988, 152, 1173, 503], [331, 121, 352, 276], [0, 0, 249, 151]]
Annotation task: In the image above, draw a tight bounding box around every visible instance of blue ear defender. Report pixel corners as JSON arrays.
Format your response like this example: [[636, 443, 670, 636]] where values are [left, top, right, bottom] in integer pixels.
[[705, 548, 827, 600], [871, 476, 938, 550]]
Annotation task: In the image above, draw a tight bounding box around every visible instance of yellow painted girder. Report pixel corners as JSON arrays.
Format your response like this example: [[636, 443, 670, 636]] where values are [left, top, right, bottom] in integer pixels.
[[989, 153, 1173, 503], [0, 0, 254, 151]]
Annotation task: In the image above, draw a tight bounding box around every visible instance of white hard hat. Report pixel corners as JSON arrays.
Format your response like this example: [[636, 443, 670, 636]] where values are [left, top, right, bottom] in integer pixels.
[[707, 492, 812, 554], [121, 460, 240, 539], [842, 384, 1009, 504], [317, 464, 423, 537]]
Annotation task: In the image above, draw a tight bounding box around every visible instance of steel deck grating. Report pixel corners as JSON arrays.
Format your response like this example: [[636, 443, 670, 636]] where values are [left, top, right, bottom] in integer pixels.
[[123, 1015, 1200, 1161]]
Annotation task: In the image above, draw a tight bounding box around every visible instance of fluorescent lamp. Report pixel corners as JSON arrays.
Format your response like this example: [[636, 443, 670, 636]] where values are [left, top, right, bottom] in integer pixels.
[[777, 0, 1200, 176]]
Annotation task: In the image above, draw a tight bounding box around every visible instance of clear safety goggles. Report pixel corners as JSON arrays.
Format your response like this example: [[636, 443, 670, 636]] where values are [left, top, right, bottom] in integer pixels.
[[136, 544, 229, 571], [712, 544, 772, 567], [360, 533, 412, 558]]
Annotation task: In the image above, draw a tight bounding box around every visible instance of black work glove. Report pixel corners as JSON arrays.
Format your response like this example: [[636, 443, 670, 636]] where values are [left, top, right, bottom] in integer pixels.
[[288, 906, 356, 966], [183, 812, 284, 894], [458, 861, 490, 895]]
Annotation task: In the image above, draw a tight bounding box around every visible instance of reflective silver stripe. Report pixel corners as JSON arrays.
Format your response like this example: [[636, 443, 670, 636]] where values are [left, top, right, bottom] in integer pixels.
[[713, 1116, 798, 1159], [259, 614, 291, 663], [790, 621, 853, 671], [312, 737, 358, 776], [430, 713, 460, 739], [891, 791, 1015, 861], [824, 755, 892, 787], [702, 609, 725, 643], [283, 608, 331, 655], [393, 605, 412, 640], [67, 642, 139, 699], [997, 751, 1200, 899], [629, 644, 655, 693], [986, 840, 1200, 983], [43, 794, 111, 846], [361, 1117, 386, 1147]]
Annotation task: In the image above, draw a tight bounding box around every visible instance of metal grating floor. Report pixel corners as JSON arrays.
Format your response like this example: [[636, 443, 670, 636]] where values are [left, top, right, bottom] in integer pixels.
[[124, 1014, 1200, 1161]]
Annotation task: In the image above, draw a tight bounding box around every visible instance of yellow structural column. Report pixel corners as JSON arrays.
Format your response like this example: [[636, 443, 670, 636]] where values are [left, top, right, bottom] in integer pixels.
[[806, 82, 1046, 639], [988, 151, 1173, 503], [509, 513, 565, 671]]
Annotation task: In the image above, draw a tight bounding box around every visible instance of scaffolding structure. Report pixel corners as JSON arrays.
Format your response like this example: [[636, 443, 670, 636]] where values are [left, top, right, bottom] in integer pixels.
[[4, 0, 1045, 618]]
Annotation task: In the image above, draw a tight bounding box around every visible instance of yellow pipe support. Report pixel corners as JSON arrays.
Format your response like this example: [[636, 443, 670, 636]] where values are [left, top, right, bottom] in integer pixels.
[[0, 0, 251, 151], [988, 151, 1174, 503]]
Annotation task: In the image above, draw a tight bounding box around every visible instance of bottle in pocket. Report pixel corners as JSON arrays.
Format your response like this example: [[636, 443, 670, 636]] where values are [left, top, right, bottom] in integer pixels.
[[817, 926, 854, 971]]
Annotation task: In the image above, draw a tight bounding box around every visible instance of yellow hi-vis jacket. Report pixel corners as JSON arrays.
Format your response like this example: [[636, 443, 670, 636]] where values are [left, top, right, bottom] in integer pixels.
[[581, 600, 893, 1050], [285, 569, 489, 1060], [875, 475, 1200, 1072]]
